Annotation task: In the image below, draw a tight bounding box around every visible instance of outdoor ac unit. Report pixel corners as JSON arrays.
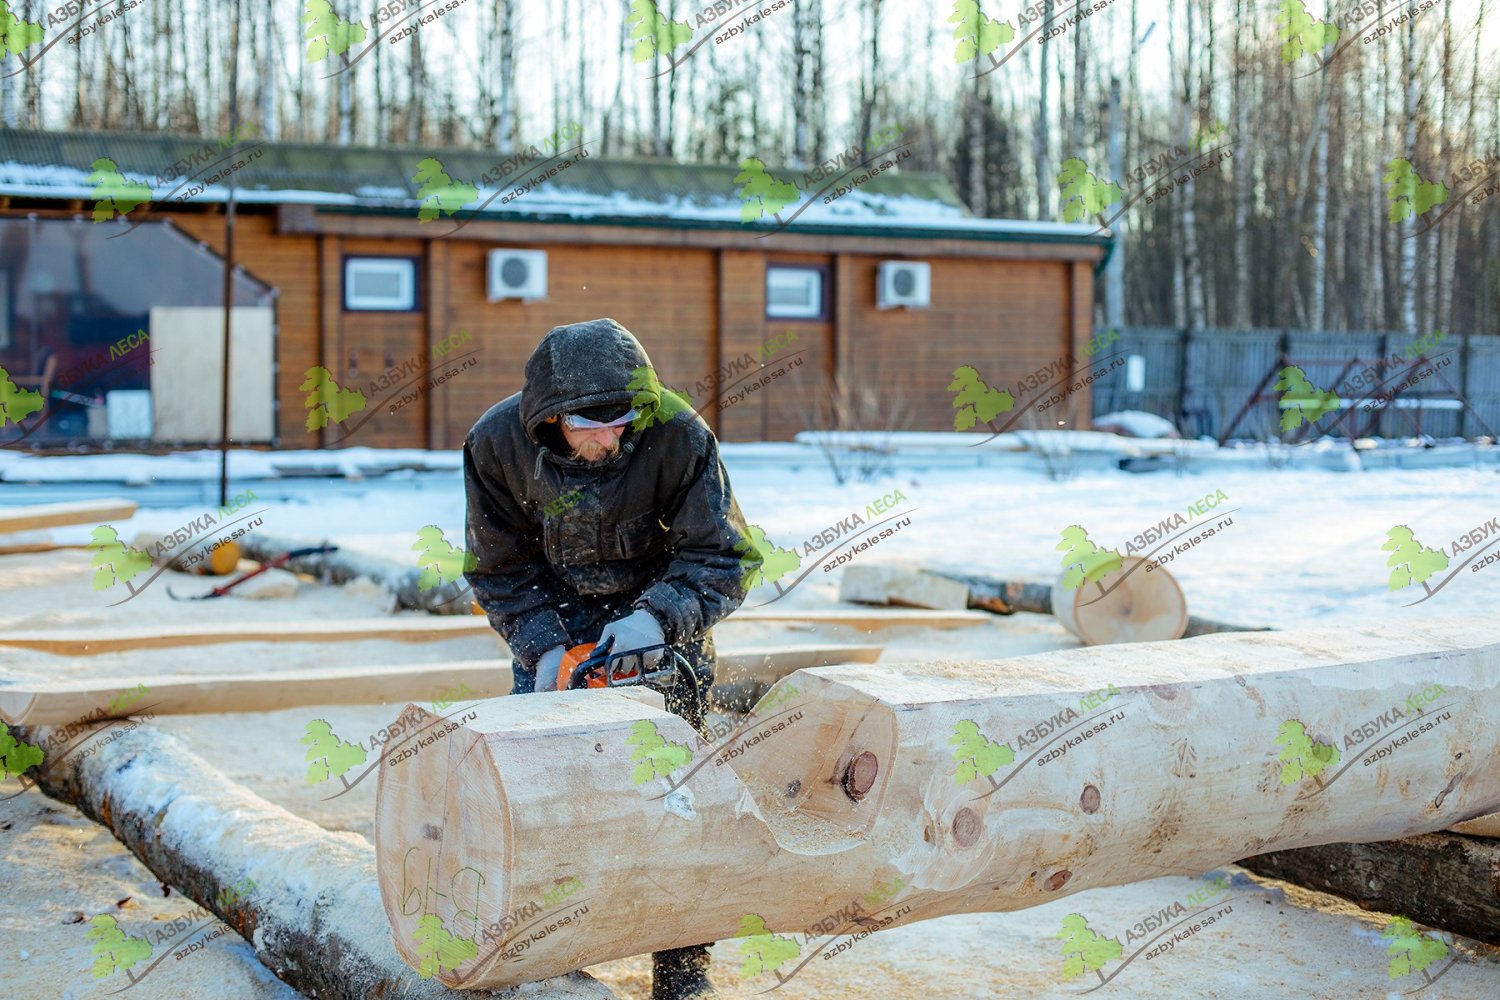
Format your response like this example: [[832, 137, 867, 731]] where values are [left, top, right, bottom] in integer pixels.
[[487, 249, 548, 302], [876, 261, 931, 309]]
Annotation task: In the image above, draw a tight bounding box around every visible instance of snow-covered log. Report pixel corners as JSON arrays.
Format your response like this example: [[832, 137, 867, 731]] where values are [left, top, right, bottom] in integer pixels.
[[374, 620, 1499, 989], [929, 567, 1271, 636], [16, 720, 615, 1000], [238, 531, 473, 614]]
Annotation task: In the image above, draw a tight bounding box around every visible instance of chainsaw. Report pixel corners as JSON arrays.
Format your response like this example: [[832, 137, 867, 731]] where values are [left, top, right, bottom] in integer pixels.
[[556, 635, 703, 701]]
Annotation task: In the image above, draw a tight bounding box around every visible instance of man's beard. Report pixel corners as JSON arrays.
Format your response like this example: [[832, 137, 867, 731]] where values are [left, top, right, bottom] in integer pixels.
[[571, 438, 620, 464]]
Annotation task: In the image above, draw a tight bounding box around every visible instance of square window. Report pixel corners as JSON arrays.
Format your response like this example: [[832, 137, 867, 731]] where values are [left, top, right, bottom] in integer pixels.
[[344, 257, 417, 311], [766, 266, 826, 320]]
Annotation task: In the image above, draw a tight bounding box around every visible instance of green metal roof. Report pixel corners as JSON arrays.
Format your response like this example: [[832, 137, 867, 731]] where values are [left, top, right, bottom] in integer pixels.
[[0, 127, 1112, 247]]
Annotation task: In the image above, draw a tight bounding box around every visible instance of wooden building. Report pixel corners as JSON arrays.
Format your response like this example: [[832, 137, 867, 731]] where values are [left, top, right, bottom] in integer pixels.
[[0, 128, 1110, 449]]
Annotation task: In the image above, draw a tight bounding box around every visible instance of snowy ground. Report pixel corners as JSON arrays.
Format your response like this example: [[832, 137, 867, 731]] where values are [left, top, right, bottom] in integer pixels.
[[1, 446, 1498, 998]]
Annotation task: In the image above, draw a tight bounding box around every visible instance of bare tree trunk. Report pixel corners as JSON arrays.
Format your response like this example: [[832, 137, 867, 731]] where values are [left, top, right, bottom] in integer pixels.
[[498, 0, 516, 149], [1104, 77, 1125, 329], [857, 0, 884, 146], [1034, 1, 1053, 218], [1398, 15, 1418, 336], [259, 0, 278, 139], [792, 0, 813, 165], [1435, 0, 1457, 334], [1068, 20, 1086, 157], [1309, 1, 1332, 330], [407, 25, 424, 145]]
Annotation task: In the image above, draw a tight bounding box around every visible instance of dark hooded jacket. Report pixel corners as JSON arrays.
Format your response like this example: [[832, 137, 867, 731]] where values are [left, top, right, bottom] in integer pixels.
[[463, 318, 760, 672]]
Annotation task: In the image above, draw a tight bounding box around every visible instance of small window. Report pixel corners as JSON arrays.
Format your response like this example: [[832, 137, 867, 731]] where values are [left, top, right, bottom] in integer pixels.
[[344, 257, 417, 311], [766, 266, 826, 320]]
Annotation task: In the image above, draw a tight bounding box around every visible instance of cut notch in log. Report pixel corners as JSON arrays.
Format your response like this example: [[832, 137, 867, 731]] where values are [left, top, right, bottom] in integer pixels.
[[373, 618, 1500, 988]]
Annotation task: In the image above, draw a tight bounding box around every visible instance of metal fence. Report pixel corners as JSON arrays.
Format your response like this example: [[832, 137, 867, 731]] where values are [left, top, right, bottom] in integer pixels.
[[1092, 327, 1500, 441]]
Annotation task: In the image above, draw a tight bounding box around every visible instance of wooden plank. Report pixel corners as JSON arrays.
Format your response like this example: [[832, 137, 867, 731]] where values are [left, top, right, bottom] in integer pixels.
[[0, 498, 137, 533], [372, 619, 1500, 988], [0, 610, 984, 655], [0, 646, 883, 724], [14, 718, 616, 1000], [1238, 833, 1500, 946]]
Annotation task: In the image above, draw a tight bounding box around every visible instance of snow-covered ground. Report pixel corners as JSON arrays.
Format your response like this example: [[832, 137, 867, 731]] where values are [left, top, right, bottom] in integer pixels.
[[7, 443, 1494, 629], [1, 445, 1497, 999]]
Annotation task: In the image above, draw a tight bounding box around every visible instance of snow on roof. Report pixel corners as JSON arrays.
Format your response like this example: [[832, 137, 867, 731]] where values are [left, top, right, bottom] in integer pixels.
[[0, 129, 1110, 244]]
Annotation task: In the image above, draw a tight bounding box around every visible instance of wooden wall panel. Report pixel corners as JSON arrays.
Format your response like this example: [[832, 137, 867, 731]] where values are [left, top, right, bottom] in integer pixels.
[[437, 241, 718, 446], [836, 256, 1085, 433]]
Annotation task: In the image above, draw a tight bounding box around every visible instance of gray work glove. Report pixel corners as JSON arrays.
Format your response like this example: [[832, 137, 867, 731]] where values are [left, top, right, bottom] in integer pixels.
[[534, 645, 567, 693], [596, 609, 666, 671]]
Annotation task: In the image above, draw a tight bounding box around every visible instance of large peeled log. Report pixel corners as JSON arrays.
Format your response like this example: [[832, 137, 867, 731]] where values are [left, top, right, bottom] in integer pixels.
[[374, 619, 1500, 989], [17, 720, 614, 1000]]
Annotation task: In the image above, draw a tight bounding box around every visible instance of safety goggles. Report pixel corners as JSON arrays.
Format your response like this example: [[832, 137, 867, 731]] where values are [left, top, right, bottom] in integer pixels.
[[561, 407, 639, 430]]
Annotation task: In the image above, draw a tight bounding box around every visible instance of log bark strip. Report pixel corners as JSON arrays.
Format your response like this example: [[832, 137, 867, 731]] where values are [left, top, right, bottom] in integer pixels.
[[15, 720, 615, 1000], [374, 619, 1500, 988], [1238, 833, 1500, 946]]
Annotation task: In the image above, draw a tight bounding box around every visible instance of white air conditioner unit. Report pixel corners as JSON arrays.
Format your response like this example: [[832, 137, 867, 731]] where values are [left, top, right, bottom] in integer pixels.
[[876, 261, 931, 310], [487, 249, 548, 302]]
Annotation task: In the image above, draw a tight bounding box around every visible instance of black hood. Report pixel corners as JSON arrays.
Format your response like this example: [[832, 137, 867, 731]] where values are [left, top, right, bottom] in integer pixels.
[[520, 318, 658, 444]]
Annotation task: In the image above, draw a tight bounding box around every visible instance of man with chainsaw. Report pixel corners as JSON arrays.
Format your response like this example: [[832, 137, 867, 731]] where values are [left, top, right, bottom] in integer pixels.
[[463, 317, 760, 1000]]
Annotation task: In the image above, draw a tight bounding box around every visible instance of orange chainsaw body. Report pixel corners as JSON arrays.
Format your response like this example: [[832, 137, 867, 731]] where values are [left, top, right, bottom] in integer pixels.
[[559, 642, 641, 690]]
